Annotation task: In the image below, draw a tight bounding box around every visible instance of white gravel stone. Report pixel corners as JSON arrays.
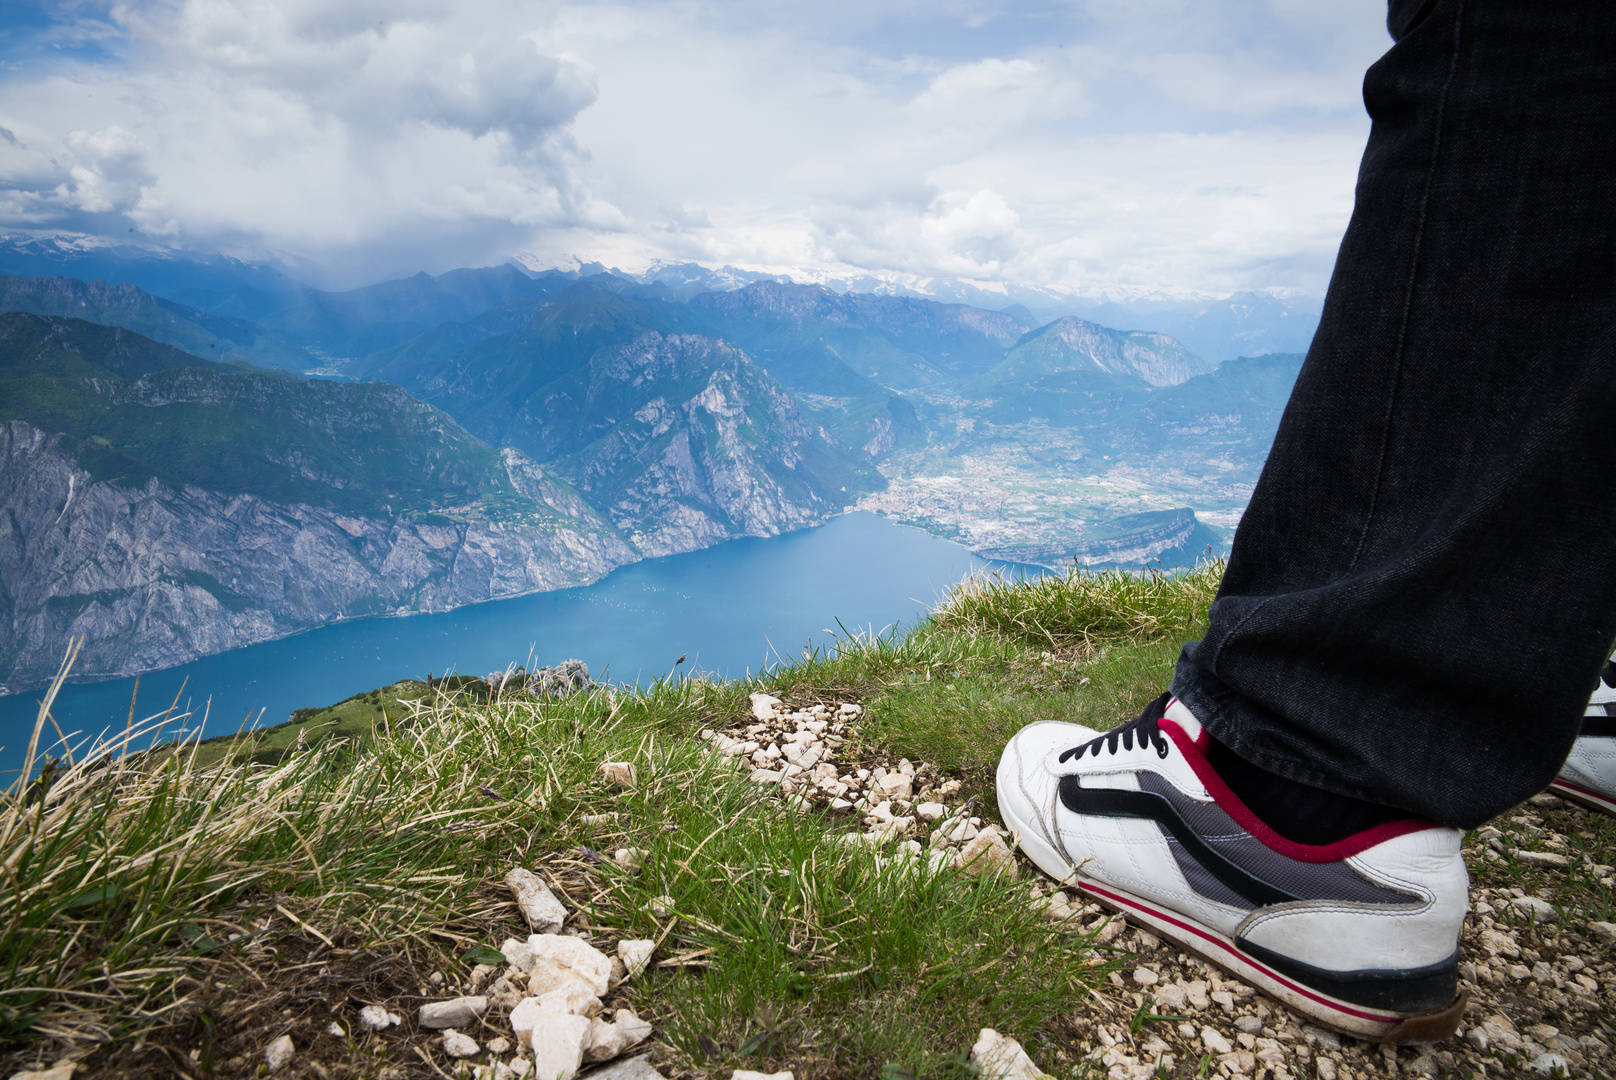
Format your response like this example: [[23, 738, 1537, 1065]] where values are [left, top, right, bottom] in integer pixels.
[[505, 868, 568, 933], [1516, 851, 1570, 869], [441, 1030, 480, 1058], [1512, 896, 1558, 922], [1132, 967, 1158, 987], [1532, 1052, 1571, 1074], [957, 828, 1016, 878], [614, 848, 646, 872], [970, 1028, 1049, 1080], [732, 1072, 794, 1080], [1590, 921, 1616, 944], [584, 1056, 667, 1080], [537, 978, 602, 1017], [419, 996, 488, 1029], [527, 934, 615, 996], [749, 693, 783, 720], [502, 936, 539, 972], [876, 772, 914, 799], [616, 938, 655, 978], [325, 1021, 344, 1037], [487, 1037, 511, 1054], [264, 1035, 295, 1074], [915, 801, 947, 821], [1201, 1027, 1232, 1055], [584, 1017, 629, 1063], [615, 1008, 654, 1050], [529, 1012, 591, 1080], [601, 761, 637, 787], [358, 1004, 398, 1032], [11, 1065, 77, 1080]]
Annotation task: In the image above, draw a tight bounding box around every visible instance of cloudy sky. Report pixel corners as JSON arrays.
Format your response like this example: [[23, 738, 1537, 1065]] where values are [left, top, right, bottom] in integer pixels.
[[0, 0, 1391, 294]]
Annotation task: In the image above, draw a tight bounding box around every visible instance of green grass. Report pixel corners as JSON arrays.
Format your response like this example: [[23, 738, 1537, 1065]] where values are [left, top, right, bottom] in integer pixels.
[[0, 562, 1225, 1076]]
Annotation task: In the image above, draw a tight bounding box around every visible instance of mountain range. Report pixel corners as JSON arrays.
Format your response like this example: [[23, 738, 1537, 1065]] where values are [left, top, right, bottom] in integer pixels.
[[0, 236, 1313, 689]]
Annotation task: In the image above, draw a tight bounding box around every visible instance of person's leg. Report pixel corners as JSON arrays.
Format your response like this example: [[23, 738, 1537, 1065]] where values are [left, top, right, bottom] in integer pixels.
[[1172, 0, 1616, 830], [999, 0, 1616, 1041]]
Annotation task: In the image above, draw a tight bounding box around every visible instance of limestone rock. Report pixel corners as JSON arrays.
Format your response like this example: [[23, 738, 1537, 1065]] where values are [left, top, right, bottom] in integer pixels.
[[502, 937, 539, 972], [1479, 929, 1521, 959], [582, 1056, 667, 1080], [731, 1072, 794, 1080], [1590, 921, 1616, 945], [617, 939, 655, 978], [527, 934, 614, 996], [358, 1004, 399, 1032], [537, 978, 602, 1017], [970, 1028, 1050, 1080], [1516, 850, 1570, 869], [615, 1008, 654, 1049], [530, 1012, 591, 1080], [488, 974, 525, 1009], [583, 1017, 629, 1063], [505, 869, 568, 934], [957, 828, 1016, 878], [649, 895, 676, 918], [265, 1035, 295, 1074], [419, 996, 489, 1029], [1511, 895, 1558, 923], [749, 693, 783, 720], [442, 1030, 480, 1058], [510, 997, 544, 1048], [601, 761, 637, 787], [615, 848, 646, 873], [915, 801, 947, 821], [1201, 1027, 1233, 1055], [7, 1065, 75, 1080]]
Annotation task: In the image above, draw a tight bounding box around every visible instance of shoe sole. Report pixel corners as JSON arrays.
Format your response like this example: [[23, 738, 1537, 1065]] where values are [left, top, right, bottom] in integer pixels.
[[998, 781, 1467, 1044], [1549, 778, 1616, 817]]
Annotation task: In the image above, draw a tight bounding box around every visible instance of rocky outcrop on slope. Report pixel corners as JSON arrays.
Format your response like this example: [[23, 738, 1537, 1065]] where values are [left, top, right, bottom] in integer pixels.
[[0, 423, 635, 692], [548, 333, 881, 557]]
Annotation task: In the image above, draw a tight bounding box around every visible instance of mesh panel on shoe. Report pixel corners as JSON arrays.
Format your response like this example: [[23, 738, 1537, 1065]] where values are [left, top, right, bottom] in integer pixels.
[[1137, 773, 1419, 905]]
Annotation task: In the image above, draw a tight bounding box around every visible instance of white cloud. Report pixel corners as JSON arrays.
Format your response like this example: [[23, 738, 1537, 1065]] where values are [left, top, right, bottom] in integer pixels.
[[0, 0, 1391, 293]]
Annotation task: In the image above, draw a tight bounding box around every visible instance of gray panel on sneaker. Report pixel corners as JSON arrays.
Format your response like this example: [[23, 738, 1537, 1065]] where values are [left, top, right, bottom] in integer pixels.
[[1136, 773, 1418, 905], [1164, 835, 1256, 909]]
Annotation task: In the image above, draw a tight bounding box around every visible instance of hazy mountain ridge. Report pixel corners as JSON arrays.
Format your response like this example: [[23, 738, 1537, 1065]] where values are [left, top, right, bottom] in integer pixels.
[[0, 276, 319, 372], [986, 315, 1218, 390]]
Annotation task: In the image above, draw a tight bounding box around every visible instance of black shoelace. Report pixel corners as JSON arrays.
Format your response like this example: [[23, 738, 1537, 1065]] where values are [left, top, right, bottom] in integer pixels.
[[1058, 692, 1173, 763]]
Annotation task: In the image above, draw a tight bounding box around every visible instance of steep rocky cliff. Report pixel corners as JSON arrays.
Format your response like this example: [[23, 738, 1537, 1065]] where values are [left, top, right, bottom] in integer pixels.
[[547, 332, 881, 556], [0, 422, 634, 692]]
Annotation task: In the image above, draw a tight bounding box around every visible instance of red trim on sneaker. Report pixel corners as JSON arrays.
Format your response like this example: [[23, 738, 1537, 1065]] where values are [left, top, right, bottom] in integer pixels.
[[1157, 716, 1437, 864], [1078, 880, 1404, 1024]]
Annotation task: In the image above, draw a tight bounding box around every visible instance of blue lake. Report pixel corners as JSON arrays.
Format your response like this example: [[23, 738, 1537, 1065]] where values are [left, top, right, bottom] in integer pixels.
[[0, 512, 1037, 779]]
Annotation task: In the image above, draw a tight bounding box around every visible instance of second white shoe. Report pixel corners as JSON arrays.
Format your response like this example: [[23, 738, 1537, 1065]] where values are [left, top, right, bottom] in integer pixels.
[[1551, 657, 1616, 815]]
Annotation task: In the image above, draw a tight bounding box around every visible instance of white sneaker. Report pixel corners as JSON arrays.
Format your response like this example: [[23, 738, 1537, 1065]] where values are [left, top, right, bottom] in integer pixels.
[[997, 695, 1470, 1043], [1550, 658, 1616, 815]]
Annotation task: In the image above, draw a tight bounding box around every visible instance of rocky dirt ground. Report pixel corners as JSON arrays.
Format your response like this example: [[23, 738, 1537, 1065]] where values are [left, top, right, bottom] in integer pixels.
[[701, 693, 1616, 1080], [8, 687, 1613, 1080]]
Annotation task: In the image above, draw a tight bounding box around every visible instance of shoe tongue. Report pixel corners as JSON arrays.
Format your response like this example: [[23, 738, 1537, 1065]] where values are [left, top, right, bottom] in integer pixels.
[[1162, 698, 1204, 743]]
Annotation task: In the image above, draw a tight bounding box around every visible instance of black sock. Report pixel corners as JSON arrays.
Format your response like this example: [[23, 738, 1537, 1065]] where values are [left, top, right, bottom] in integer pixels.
[[1205, 740, 1414, 846]]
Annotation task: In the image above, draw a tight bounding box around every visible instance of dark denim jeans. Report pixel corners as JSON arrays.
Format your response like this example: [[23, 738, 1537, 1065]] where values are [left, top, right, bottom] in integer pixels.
[[1170, 0, 1616, 829]]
